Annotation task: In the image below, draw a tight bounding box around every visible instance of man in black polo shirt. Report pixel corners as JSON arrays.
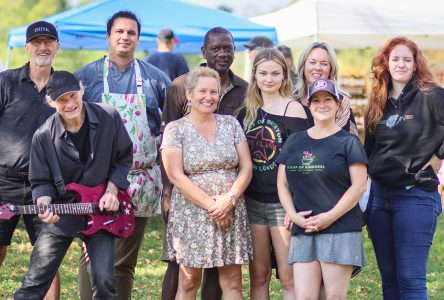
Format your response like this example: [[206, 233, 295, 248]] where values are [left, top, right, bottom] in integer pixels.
[[14, 70, 133, 299], [0, 20, 60, 299]]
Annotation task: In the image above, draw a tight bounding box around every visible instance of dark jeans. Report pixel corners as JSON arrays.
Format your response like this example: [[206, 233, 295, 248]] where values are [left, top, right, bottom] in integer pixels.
[[79, 217, 149, 300], [14, 230, 116, 300], [367, 181, 442, 300], [0, 176, 41, 245]]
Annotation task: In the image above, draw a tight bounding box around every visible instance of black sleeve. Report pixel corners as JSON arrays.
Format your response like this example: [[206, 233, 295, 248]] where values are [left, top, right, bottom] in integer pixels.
[[346, 135, 368, 166], [276, 133, 295, 165], [236, 107, 246, 129], [0, 72, 10, 116], [429, 87, 444, 158], [29, 129, 58, 202], [363, 127, 375, 159]]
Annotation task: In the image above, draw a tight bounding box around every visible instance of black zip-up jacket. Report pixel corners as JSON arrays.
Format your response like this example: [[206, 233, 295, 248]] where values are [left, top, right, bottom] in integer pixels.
[[364, 80, 444, 190]]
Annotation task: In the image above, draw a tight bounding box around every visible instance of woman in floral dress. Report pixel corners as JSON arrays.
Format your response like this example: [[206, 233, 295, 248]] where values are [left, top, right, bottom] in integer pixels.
[[161, 66, 253, 299]]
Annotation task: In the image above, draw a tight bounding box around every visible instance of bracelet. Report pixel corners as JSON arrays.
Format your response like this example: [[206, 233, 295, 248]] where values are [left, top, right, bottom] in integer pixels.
[[226, 191, 236, 206]]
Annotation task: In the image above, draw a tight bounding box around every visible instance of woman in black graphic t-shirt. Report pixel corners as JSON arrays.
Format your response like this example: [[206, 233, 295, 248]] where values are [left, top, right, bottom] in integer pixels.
[[238, 48, 307, 299], [277, 79, 367, 299]]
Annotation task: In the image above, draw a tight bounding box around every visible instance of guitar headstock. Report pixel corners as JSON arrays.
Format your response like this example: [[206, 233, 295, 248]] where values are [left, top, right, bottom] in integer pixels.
[[0, 203, 15, 220]]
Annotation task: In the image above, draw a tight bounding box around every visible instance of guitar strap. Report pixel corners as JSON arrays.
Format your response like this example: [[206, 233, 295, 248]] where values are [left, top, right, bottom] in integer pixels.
[[42, 130, 66, 196]]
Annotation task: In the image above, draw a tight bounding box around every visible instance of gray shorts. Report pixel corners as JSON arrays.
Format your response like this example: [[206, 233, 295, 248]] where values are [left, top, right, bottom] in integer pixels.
[[245, 196, 286, 227], [288, 232, 366, 271]]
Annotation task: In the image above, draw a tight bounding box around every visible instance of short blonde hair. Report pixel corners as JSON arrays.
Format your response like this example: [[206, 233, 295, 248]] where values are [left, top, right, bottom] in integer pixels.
[[185, 67, 221, 93]]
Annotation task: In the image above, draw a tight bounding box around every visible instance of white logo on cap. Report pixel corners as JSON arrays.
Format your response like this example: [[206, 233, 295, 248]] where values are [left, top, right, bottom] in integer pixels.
[[34, 27, 49, 33], [314, 80, 327, 89]]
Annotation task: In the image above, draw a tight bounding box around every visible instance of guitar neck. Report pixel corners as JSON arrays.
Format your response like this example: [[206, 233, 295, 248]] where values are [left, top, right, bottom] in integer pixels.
[[15, 203, 96, 215]]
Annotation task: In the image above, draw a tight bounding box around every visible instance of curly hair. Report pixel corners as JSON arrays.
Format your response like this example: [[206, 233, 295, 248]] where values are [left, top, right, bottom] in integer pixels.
[[365, 36, 436, 132], [241, 48, 292, 130]]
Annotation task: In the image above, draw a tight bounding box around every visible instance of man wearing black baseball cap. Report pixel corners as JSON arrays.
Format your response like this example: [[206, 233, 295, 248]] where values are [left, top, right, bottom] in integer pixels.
[[14, 70, 133, 300], [0, 20, 60, 299], [243, 36, 273, 62], [26, 20, 59, 43], [145, 28, 189, 81]]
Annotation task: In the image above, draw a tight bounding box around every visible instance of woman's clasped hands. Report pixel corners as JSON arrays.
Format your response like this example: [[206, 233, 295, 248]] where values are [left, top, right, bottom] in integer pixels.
[[291, 210, 336, 233], [208, 194, 234, 231]]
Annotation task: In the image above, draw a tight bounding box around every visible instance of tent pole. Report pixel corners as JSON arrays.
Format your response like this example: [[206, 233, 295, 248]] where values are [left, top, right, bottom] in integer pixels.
[[5, 46, 11, 70], [243, 50, 251, 82]]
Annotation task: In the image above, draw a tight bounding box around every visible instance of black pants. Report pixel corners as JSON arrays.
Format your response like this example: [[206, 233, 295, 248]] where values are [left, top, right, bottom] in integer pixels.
[[0, 176, 41, 246]]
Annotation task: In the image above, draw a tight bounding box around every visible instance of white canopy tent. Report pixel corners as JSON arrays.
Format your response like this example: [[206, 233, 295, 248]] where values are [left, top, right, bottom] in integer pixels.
[[251, 0, 444, 49]]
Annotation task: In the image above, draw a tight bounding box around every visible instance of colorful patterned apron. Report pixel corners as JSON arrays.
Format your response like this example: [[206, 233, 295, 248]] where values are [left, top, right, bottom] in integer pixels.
[[102, 56, 162, 217]]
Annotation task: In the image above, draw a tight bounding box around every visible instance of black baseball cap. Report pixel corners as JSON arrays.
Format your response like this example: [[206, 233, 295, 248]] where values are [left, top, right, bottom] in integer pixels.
[[26, 21, 59, 43], [158, 28, 179, 43], [307, 79, 340, 101], [243, 36, 273, 50], [46, 71, 80, 101]]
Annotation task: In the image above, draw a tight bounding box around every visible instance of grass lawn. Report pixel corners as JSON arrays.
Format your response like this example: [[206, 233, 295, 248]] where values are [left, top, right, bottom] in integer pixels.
[[1, 216, 443, 299]]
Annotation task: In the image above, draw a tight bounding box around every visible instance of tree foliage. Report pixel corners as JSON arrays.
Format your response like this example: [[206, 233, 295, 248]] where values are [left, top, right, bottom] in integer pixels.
[[0, 0, 70, 67]]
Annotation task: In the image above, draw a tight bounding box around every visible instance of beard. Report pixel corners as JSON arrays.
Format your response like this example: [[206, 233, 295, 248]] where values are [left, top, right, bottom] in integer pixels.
[[34, 55, 53, 66]]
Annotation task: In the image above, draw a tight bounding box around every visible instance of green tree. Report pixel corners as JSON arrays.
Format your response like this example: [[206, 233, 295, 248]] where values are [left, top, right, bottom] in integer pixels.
[[0, 0, 70, 68]]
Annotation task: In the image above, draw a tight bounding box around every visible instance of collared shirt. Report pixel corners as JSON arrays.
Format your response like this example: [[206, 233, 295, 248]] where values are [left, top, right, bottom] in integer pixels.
[[162, 63, 248, 125], [0, 63, 55, 171], [75, 57, 171, 136], [29, 102, 133, 236]]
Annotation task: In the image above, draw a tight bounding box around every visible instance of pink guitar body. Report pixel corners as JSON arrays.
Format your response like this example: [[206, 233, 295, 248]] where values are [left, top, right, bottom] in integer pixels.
[[0, 183, 136, 238], [66, 183, 135, 238]]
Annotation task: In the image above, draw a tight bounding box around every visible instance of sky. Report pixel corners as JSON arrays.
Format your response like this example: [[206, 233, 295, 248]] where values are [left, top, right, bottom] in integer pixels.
[[184, 0, 292, 17], [69, 0, 292, 18]]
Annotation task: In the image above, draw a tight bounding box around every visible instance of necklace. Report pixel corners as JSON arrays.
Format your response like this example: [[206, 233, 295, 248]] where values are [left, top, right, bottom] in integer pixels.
[[260, 108, 268, 127]]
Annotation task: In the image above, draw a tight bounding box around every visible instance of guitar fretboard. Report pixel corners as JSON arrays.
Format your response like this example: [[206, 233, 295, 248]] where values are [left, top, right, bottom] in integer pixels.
[[15, 203, 96, 215]]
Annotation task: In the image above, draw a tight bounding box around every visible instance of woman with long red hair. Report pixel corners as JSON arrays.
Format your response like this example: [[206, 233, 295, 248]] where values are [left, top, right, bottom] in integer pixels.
[[365, 36, 444, 299]]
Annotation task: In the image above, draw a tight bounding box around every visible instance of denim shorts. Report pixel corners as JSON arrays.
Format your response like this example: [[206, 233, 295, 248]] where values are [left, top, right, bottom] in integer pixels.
[[245, 196, 286, 226], [288, 232, 366, 269]]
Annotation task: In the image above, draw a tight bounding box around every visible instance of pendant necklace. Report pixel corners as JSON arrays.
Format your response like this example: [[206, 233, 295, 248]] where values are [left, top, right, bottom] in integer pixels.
[[260, 108, 268, 128]]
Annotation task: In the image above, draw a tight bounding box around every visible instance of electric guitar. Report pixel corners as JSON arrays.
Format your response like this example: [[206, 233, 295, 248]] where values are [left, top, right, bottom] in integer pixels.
[[0, 183, 135, 238]]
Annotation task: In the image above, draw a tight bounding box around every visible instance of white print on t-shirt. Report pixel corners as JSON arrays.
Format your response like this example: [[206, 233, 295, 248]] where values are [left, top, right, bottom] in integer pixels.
[[287, 150, 325, 174], [302, 151, 315, 165]]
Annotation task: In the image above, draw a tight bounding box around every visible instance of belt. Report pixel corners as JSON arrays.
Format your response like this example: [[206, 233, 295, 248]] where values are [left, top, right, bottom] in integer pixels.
[[0, 166, 29, 180]]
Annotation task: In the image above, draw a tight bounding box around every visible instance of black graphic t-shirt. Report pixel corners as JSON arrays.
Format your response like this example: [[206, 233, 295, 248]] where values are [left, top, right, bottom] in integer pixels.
[[276, 130, 368, 235], [238, 107, 307, 203]]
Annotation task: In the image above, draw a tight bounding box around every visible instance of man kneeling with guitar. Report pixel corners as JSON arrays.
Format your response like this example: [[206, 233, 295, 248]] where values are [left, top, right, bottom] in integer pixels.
[[14, 71, 133, 300]]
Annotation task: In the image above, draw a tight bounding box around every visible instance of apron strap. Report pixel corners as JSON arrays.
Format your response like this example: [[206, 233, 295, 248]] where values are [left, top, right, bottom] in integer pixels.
[[134, 59, 143, 95], [103, 56, 111, 94], [103, 56, 143, 95]]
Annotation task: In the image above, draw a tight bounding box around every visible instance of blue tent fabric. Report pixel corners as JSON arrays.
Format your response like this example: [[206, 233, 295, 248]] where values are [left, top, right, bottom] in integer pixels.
[[8, 0, 277, 53]]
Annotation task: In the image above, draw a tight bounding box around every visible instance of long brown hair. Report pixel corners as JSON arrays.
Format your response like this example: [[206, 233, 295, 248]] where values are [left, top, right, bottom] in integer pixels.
[[242, 48, 292, 130], [365, 36, 436, 132]]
